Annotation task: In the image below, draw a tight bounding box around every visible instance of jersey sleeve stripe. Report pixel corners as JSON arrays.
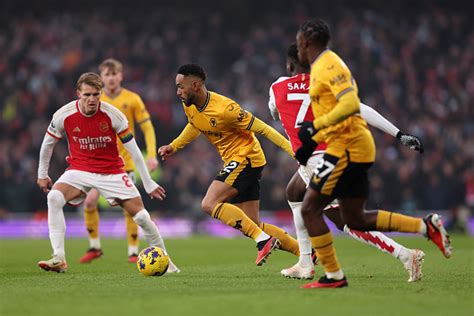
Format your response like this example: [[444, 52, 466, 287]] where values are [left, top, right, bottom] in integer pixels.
[[46, 131, 62, 140], [335, 87, 354, 100], [246, 115, 255, 130], [137, 118, 151, 125]]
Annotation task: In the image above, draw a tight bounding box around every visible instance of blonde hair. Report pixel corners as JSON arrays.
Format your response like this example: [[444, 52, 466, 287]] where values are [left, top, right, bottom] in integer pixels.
[[99, 58, 123, 73], [76, 72, 104, 91]]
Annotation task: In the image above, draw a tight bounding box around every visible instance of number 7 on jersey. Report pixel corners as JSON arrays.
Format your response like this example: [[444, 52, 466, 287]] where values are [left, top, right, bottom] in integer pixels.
[[288, 93, 311, 128]]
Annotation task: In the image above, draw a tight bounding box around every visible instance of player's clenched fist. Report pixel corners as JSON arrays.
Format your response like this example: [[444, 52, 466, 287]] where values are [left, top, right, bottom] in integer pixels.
[[158, 145, 175, 160], [37, 177, 53, 193]]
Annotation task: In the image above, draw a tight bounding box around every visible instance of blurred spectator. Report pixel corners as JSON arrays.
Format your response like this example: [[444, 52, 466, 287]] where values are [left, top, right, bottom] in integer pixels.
[[0, 0, 472, 217]]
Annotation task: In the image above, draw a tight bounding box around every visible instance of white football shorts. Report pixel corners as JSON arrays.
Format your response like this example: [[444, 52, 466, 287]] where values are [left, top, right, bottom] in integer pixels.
[[55, 169, 140, 206]]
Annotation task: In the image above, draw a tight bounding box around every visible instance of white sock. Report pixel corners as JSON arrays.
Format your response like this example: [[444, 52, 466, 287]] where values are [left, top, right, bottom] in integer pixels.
[[419, 221, 427, 235], [47, 190, 67, 259], [89, 237, 101, 250], [343, 225, 402, 258], [128, 245, 139, 256], [397, 247, 414, 263], [288, 201, 312, 267], [255, 231, 271, 243], [132, 209, 167, 253], [326, 269, 344, 280]]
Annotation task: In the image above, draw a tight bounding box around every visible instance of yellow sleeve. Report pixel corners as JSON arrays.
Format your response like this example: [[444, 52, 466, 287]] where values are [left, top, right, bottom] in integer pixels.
[[133, 94, 151, 124], [132, 94, 156, 157], [249, 117, 294, 158], [313, 89, 360, 130], [223, 102, 254, 130], [139, 120, 157, 158], [170, 123, 201, 152]]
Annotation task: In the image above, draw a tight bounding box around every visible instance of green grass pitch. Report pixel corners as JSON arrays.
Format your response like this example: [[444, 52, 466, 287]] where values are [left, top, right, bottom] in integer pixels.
[[1, 235, 472, 316]]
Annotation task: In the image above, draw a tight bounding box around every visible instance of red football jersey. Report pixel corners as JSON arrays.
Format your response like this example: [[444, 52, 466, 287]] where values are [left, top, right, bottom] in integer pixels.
[[47, 100, 129, 174], [268, 74, 327, 153]]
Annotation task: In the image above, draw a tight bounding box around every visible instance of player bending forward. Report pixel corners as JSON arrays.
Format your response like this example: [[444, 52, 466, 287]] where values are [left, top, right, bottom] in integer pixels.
[[159, 64, 299, 266], [269, 44, 425, 282], [36, 72, 179, 273]]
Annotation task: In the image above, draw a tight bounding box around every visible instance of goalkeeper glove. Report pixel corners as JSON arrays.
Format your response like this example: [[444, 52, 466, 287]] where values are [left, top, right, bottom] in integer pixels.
[[396, 131, 424, 154], [295, 121, 318, 165]]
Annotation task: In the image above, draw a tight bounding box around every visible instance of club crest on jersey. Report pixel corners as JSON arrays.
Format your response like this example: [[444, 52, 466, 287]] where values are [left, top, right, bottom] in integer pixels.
[[99, 122, 109, 132], [209, 118, 217, 127]]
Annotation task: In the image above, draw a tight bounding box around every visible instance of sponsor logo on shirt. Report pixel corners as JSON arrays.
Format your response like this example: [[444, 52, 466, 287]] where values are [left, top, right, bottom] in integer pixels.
[[72, 136, 113, 150]]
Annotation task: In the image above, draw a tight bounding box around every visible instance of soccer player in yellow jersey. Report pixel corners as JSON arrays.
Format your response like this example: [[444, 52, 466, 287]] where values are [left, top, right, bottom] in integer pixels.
[[159, 64, 299, 265], [294, 19, 452, 288], [79, 59, 164, 265]]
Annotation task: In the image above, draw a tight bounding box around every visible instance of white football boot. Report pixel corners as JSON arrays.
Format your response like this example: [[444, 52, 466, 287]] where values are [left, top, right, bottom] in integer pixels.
[[281, 264, 314, 280], [38, 255, 68, 273], [167, 260, 181, 273], [401, 249, 425, 282]]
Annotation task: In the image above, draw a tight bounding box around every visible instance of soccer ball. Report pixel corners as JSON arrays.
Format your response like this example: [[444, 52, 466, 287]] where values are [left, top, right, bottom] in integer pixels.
[[136, 246, 169, 276]]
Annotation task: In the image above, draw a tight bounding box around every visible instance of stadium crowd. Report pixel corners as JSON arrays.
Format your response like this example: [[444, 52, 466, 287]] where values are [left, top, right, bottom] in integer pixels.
[[0, 1, 472, 220]]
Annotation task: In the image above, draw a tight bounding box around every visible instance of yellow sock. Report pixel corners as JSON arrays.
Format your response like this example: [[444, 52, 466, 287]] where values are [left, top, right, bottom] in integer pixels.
[[259, 223, 299, 256], [84, 206, 99, 239], [376, 210, 422, 233], [124, 211, 139, 247], [211, 202, 263, 240], [310, 232, 340, 273]]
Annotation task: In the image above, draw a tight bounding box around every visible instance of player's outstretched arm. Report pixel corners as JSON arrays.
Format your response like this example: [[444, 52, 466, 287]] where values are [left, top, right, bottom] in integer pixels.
[[248, 117, 294, 158], [159, 123, 201, 161], [37, 133, 59, 193], [360, 103, 424, 153], [122, 137, 166, 200], [138, 119, 158, 170]]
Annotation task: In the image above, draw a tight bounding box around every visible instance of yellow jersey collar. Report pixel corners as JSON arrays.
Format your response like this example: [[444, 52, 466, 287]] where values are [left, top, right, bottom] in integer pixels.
[[311, 48, 331, 67]]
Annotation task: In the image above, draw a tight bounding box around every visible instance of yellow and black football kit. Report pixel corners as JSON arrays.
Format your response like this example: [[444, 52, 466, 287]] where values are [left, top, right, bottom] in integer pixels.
[[308, 49, 376, 198], [101, 88, 157, 172], [170, 91, 299, 256], [170, 91, 293, 203]]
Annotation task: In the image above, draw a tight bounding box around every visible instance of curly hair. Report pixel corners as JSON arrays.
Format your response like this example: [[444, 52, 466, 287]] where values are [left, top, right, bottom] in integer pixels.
[[298, 18, 331, 47]]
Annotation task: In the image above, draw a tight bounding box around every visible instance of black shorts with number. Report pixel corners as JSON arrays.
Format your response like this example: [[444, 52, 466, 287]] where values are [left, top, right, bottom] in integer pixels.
[[309, 152, 373, 199], [215, 159, 264, 203]]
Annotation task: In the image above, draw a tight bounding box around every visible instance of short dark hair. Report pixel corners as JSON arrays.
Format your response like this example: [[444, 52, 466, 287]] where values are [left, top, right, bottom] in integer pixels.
[[299, 18, 331, 47], [177, 64, 206, 81], [287, 43, 299, 61]]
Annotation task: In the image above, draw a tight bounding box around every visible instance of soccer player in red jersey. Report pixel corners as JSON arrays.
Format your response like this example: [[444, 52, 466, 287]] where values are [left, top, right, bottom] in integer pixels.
[[36, 73, 179, 273], [269, 44, 425, 282]]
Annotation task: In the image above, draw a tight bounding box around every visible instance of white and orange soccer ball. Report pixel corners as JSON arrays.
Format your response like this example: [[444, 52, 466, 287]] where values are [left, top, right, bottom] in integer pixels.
[[136, 246, 169, 276]]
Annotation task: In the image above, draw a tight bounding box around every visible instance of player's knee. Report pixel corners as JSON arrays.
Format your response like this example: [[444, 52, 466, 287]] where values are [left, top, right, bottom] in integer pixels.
[[201, 198, 217, 215], [47, 190, 66, 210], [344, 217, 367, 231], [84, 199, 98, 210], [132, 209, 151, 227], [286, 182, 298, 202], [286, 176, 305, 202]]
